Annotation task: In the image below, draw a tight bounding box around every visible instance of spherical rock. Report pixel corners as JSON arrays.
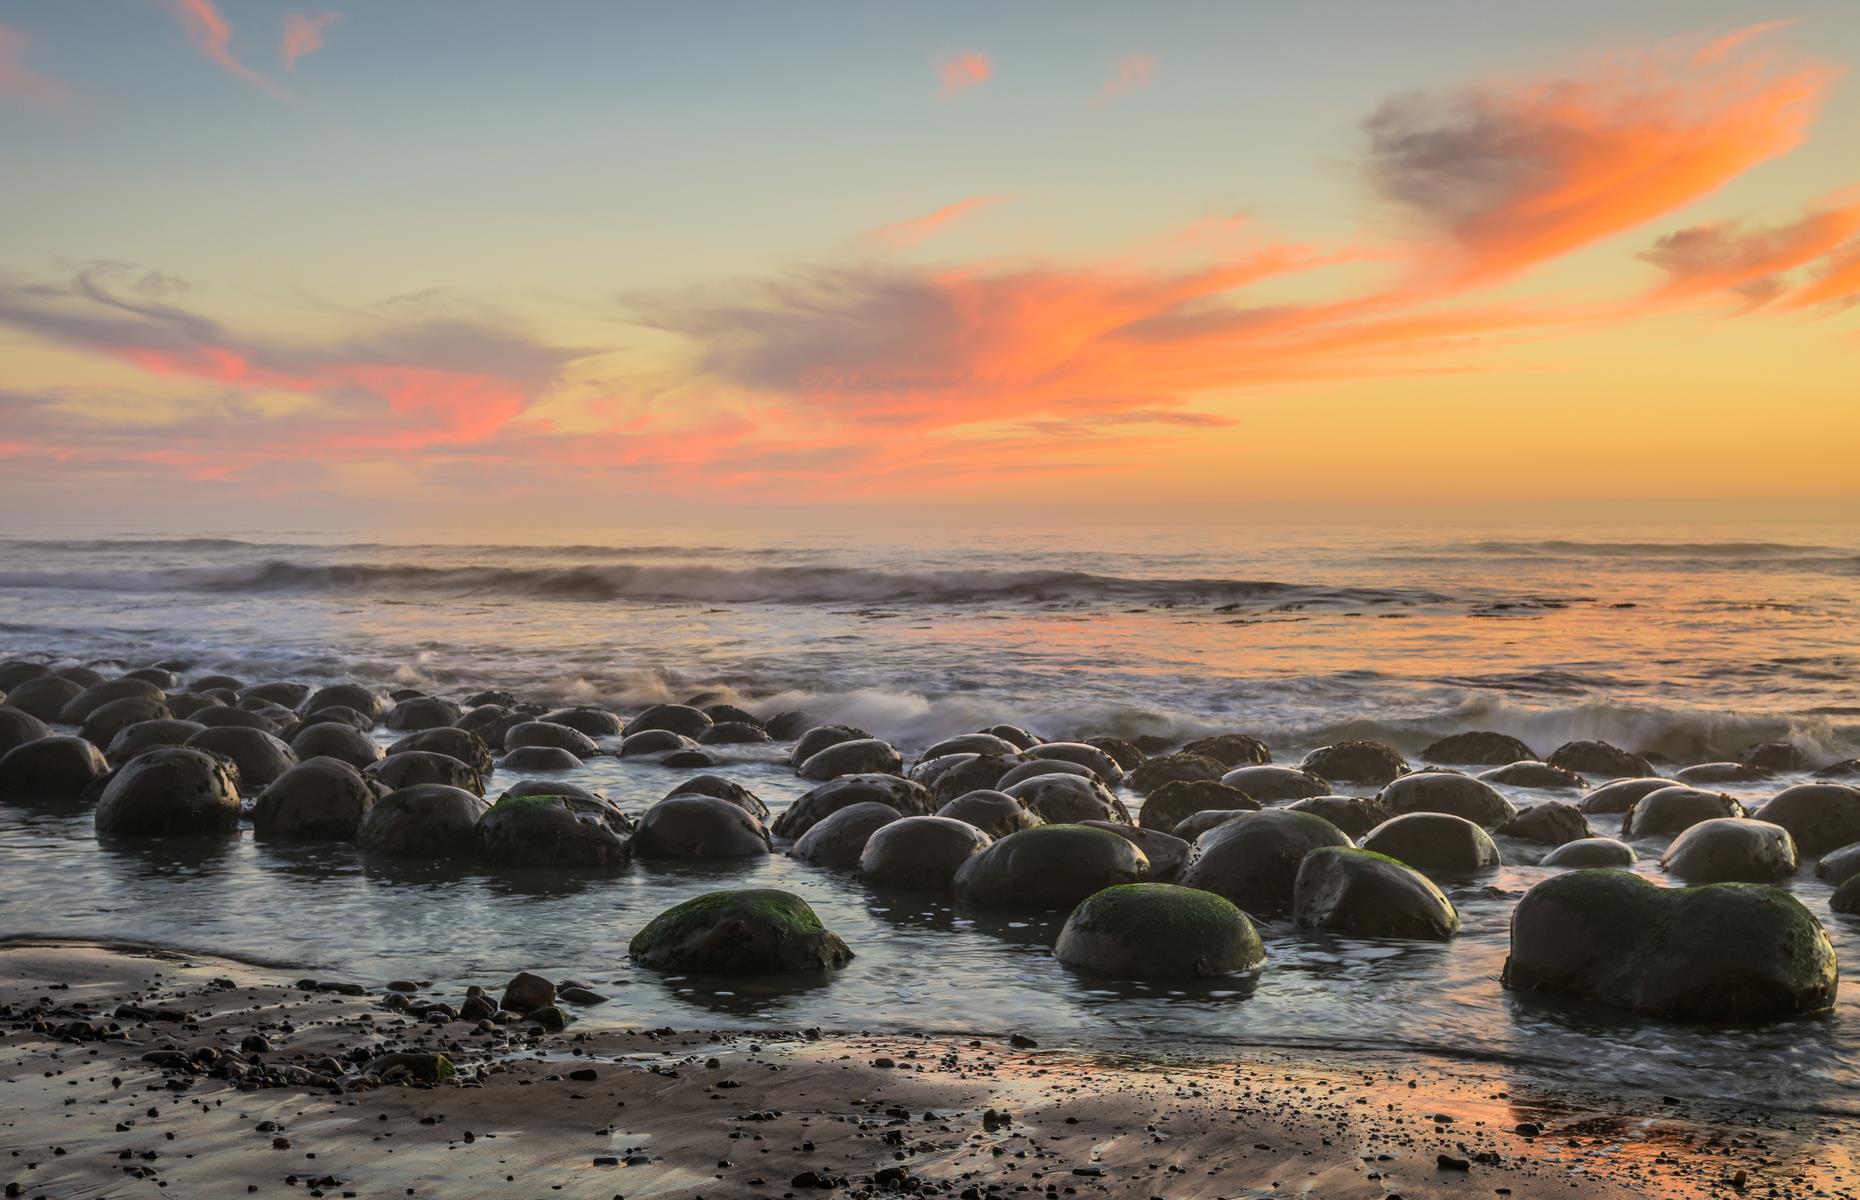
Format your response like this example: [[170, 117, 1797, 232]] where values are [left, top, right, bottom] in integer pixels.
[[627, 704, 713, 739], [920, 733, 1023, 762], [1548, 740, 1652, 780], [94, 747, 241, 836], [913, 753, 1017, 806], [253, 758, 376, 840], [1420, 730, 1536, 766], [1481, 761, 1588, 790], [241, 681, 312, 710], [1755, 783, 1860, 856], [859, 815, 991, 890], [1018, 741, 1124, 786], [1675, 762, 1768, 785], [1218, 764, 1328, 803], [185, 726, 296, 791], [383, 696, 463, 732], [499, 745, 582, 772], [633, 794, 771, 859], [541, 707, 623, 737], [0, 661, 48, 691], [288, 722, 384, 771], [105, 719, 206, 765], [995, 758, 1096, 790], [357, 784, 488, 858], [1742, 741, 1811, 773], [164, 693, 224, 720], [1138, 780, 1258, 835], [1362, 812, 1501, 873], [1054, 883, 1265, 979], [1622, 787, 1746, 838], [80, 697, 174, 748], [702, 703, 762, 728], [771, 774, 935, 840], [797, 737, 903, 781], [790, 801, 900, 868], [1815, 842, 1860, 886], [665, 775, 770, 821], [763, 710, 816, 741], [1084, 736, 1146, 771], [477, 792, 632, 868], [301, 684, 387, 722], [617, 729, 697, 758], [1661, 818, 1799, 883], [1301, 741, 1409, 786], [387, 727, 494, 776], [790, 724, 868, 764], [1378, 771, 1516, 827], [4, 676, 83, 722], [1541, 837, 1637, 868], [1176, 809, 1350, 917], [1283, 794, 1390, 838], [699, 721, 772, 746], [936, 790, 1040, 839], [629, 889, 852, 973], [1292, 847, 1460, 940], [59, 678, 167, 725], [1579, 776, 1682, 815], [1182, 733, 1271, 768], [1080, 821, 1190, 882], [1834, 873, 1860, 915], [504, 720, 600, 758], [0, 735, 110, 802], [1498, 801, 1595, 846], [953, 824, 1150, 911], [1003, 773, 1130, 825], [194, 706, 280, 733], [660, 748, 720, 768], [982, 724, 1041, 750], [0, 706, 54, 756], [368, 750, 484, 797], [1502, 870, 1838, 1020], [1127, 752, 1226, 795]]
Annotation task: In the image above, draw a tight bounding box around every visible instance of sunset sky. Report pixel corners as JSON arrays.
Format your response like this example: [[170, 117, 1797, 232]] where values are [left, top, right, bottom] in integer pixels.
[[2, 1, 1858, 530]]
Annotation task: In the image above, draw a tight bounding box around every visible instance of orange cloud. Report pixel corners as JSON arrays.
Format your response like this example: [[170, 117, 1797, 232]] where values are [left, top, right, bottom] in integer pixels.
[[867, 196, 1008, 248], [1094, 54, 1157, 105], [1642, 191, 1860, 304], [1781, 241, 1860, 310], [1364, 23, 1836, 283], [281, 11, 339, 69], [0, 21, 65, 105], [935, 52, 990, 99], [165, 0, 290, 99]]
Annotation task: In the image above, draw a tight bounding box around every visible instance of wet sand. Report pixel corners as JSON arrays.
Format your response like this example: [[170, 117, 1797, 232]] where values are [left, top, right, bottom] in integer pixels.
[[2, 940, 1852, 1199]]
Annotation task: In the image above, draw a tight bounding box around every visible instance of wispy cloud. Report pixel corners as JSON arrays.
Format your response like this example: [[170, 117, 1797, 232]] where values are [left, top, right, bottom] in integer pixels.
[[0, 21, 66, 105], [1093, 54, 1157, 105], [281, 11, 339, 69], [1641, 191, 1860, 305], [866, 196, 1008, 248], [935, 51, 990, 99], [164, 0, 290, 99]]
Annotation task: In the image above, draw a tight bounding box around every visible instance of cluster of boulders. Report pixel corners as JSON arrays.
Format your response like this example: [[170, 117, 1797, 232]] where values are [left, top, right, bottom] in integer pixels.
[[2, 655, 1853, 1022]]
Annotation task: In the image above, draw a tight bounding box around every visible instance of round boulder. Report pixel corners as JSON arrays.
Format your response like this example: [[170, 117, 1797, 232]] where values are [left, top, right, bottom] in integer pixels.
[[627, 704, 713, 739], [1003, 773, 1130, 825], [1622, 787, 1746, 839], [1301, 741, 1408, 786], [617, 729, 697, 758], [1755, 784, 1860, 856], [1481, 761, 1587, 790], [301, 684, 387, 722], [1292, 847, 1460, 940], [357, 784, 489, 858], [1138, 779, 1257, 835], [253, 758, 376, 840], [504, 721, 600, 758], [80, 697, 174, 748], [4, 676, 83, 722], [1080, 821, 1190, 882], [700, 721, 771, 745], [289, 722, 384, 771], [1421, 730, 1536, 766], [1379, 772, 1516, 827], [790, 724, 869, 764], [937, 790, 1039, 839], [1541, 837, 1637, 868], [388, 727, 494, 776], [1127, 752, 1225, 795], [1219, 765, 1328, 803], [1019, 742, 1124, 786], [1815, 842, 1860, 886], [1580, 776, 1682, 816], [477, 792, 632, 868], [771, 774, 935, 840], [383, 696, 463, 732], [1497, 801, 1595, 846], [633, 794, 772, 859], [368, 750, 483, 797], [1742, 741, 1811, 773], [665, 775, 770, 821], [797, 738, 903, 781], [1177, 809, 1351, 917], [185, 726, 297, 791], [1054, 883, 1264, 980], [920, 733, 1023, 762], [952, 824, 1150, 911], [1548, 740, 1652, 780], [1182, 733, 1271, 768], [106, 719, 206, 765], [790, 801, 900, 868], [1676, 762, 1769, 785], [1283, 794, 1390, 838], [858, 815, 990, 890], [499, 745, 582, 772], [995, 758, 1095, 790], [1660, 818, 1799, 883], [1362, 813, 1501, 874], [0, 706, 53, 756], [0, 735, 110, 803], [58, 678, 166, 725], [915, 753, 1017, 806], [94, 748, 241, 836], [629, 889, 852, 973], [542, 707, 623, 737]]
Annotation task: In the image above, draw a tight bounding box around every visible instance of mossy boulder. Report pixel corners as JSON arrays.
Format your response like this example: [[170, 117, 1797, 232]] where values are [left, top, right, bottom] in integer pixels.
[[953, 824, 1150, 911], [1481, 761, 1587, 790], [1127, 752, 1226, 795], [1362, 812, 1501, 874], [1301, 741, 1409, 786], [859, 815, 991, 890], [1756, 784, 1860, 856], [1183, 733, 1271, 768], [1622, 787, 1746, 838], [1498, 801, 1595, 846], [1541, 837, 1637, 868], [356, 784, 489, 859], [366, 1051, 455, 1082], [790, 801, 901, 868], [1218, 764, 1328, 803], [1054, 883, 1265, 979], [629, 889, 851, 973], [1502, 871, 1839, 1020], [1660, 818, 1799, 883], [797, 737, 904, 781], [1421, 731, 1536, 766], [1176, 809, 1352, 918], [1292, 847, 1460, 940], [1139, 780, 1258, 835], [633, 794, 771, 859], [1284, 794, 1390, 838], [1379, 772, 1516, 827], [936, 790, 1040, 839], [1002, 772, 1130, 825], [94, 747, 241, 836], [387, 727, 494, 776], [1018, 742, 1125, 786], [0, 735, 110, 803], [477, 792, 632, 868], [1548, 740, 1652, 780], [253, 757, 376, 840], [771, 774, 935, 840]]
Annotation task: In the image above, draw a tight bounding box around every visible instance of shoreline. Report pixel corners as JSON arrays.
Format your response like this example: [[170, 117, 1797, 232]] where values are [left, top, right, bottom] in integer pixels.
[[4, 941, 1853, 1199]]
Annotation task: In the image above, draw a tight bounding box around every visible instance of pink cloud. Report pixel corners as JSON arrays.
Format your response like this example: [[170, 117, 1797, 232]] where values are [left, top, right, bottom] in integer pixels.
[[1093, 54, 1157, 105], [1642, 191, 1860, 305], [935, 52, 990, 99], [165, 0, 290, 99], [0, 21, 65, 105], [281, 11, 339, 69], [867, 196, 1008, 248]]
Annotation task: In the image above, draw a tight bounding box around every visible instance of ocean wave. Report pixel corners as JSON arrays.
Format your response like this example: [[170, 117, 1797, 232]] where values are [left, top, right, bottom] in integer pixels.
[[0, 559, 1452, 609], [1460, 538, 1856, 560]]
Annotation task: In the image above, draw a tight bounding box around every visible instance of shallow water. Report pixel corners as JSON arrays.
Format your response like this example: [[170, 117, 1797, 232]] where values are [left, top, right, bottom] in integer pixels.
[[0, 523, 1857, 1116]]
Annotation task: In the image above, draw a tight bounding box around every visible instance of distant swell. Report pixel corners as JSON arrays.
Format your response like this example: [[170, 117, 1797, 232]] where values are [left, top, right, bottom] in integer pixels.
[[0, 559, 1452, 609], [1462, 538, 1855, 560]]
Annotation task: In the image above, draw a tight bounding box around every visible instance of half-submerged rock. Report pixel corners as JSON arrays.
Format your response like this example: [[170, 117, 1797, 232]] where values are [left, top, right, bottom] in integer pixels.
[[94, 747, 241, 836], [477, 791, 632, 868], [1292, 847, 1460, 940], [952, 824, 1149, 911], [1054, 883, 1265, 980], [629, 889, 851, 973], [1175, 809, 1352, 918], [1502, 870, 1838, 1021], [1659, 818, 1798, 883]]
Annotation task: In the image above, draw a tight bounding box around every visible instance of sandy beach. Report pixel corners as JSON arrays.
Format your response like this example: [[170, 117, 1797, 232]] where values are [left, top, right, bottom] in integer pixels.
[[2, 939, 1851, 1200]]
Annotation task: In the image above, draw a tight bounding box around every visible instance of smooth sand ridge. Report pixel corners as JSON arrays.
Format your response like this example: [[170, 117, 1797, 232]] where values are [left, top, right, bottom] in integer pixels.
[[1, 941, 1854, 1199]]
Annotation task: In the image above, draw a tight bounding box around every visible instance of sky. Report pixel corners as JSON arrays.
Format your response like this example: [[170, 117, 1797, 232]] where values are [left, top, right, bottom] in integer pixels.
[[1, 1, 1858, 532]]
